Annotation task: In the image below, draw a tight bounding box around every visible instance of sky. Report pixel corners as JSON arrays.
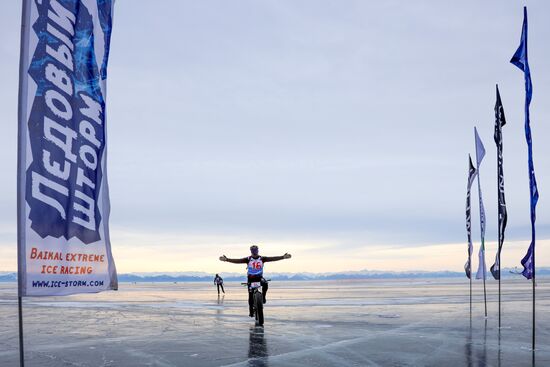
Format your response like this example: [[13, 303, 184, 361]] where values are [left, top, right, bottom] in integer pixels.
[[1, 1, 550, 274]]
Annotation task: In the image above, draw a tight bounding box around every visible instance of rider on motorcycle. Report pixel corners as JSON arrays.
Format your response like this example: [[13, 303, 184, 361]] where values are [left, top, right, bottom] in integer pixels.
[[220, 245, 291, 317]]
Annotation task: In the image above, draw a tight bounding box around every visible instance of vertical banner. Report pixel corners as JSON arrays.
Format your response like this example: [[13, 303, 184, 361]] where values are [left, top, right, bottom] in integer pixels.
[[474, 127, 486, 280], [464, 155, 477, 279], [490, 86, 508, 280], [511, 7, 538, 280], [18, 0, 117, 296]]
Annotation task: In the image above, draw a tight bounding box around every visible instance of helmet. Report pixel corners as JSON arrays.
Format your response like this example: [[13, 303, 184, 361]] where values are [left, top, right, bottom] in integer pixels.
[[250, 245, 259, 256]]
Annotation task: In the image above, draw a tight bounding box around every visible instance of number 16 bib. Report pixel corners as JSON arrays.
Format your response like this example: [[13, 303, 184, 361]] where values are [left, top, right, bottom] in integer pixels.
[[247, 257, 264, 276]]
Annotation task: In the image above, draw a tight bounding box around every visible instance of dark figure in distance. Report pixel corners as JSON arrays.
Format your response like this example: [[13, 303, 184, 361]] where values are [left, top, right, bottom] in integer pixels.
[[214, 273, 225, 294], [220, 245, 291, 317]]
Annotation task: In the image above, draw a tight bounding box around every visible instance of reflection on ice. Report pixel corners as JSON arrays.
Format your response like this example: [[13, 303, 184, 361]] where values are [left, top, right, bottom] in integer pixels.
[[465, 321, 473, 367], [497, 327, 501, 367], [248, 326, 268, 367], [474, 319, 487, 367], [216, 295, 225, 318]]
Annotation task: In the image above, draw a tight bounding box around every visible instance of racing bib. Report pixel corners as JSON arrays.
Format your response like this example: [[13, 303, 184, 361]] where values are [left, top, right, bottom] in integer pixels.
[[247, 256, 264, 276]]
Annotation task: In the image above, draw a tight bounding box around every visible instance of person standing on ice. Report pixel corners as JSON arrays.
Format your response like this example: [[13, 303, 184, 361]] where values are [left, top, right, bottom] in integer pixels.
[[220, 245, 291, 317], [214, 274, 225, 294]]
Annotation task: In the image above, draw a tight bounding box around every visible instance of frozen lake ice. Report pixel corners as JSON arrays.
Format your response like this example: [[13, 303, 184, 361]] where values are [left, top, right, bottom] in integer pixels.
[[1, 278, 549, 366]]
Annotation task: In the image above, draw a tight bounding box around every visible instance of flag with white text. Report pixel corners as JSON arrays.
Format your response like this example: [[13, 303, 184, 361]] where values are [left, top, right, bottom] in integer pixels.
[[465, 155, 477, 279], [490, 86, 508, 280], [17, 0, 117, 296]]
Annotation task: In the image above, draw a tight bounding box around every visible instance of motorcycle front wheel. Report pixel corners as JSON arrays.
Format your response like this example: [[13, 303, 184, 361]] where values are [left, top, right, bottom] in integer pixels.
[[254, 291, 264, 326]]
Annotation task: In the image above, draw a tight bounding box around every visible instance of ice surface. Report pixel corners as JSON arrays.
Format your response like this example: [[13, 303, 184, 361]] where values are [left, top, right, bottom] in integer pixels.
[[1, 278, 549, 366]]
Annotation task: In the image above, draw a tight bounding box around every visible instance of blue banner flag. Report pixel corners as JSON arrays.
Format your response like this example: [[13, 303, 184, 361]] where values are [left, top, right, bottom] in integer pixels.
[[17, 0, 118, 296], [474, 127, 487, 280], [490, 86, 508, 280], [465, 155, 477, 279], [511, 7, 538, 280]]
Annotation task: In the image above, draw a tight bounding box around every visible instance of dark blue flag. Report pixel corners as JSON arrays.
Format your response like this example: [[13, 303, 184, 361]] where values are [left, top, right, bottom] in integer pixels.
[[490, 85, 507, 280], [511, 7, 538, 280]]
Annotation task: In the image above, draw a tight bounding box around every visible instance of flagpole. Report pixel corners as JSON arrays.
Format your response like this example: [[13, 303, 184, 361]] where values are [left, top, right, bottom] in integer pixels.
[[532, 250, 535, 351], [483, 269, 487, 318], [491, 84, 508, 331], [498, 203, 501, 329], [469, 274, 472, 316], [477, 165, 487, 318], [510, 5, 538, 353], [466, 155, 476, 318], [497, 165, 501, 328], [16, 1, 30, 366], [17, 297, 24, 367], [498, 273, 501, 326], [498, 270, 501, 327], [478, 182, 487, 319], [474, 127, 488, 318]]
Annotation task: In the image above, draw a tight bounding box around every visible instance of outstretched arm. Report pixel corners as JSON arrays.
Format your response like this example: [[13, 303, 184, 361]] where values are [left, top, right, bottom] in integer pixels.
[[219, 255, 248, 264], [263, 253, 292, 262]]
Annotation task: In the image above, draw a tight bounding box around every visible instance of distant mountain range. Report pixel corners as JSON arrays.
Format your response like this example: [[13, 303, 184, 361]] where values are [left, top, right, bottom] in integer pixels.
[[2, 268, 549, 282]]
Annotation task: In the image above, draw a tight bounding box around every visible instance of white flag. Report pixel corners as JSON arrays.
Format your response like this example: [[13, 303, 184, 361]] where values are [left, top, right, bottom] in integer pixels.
[[474, 127, 486, 169], [474, 127, 486, 280]]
